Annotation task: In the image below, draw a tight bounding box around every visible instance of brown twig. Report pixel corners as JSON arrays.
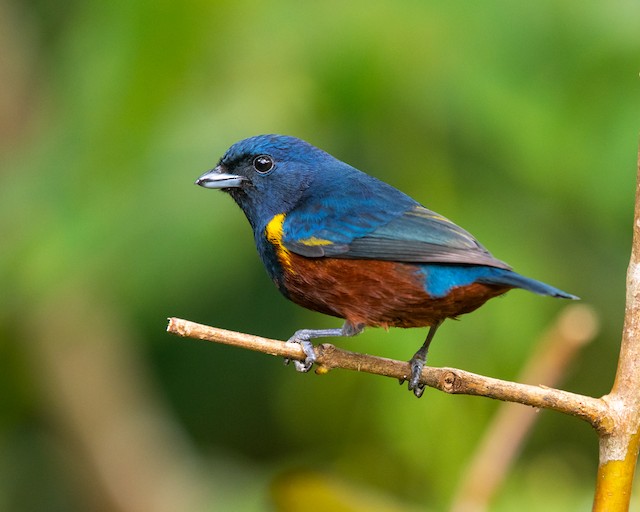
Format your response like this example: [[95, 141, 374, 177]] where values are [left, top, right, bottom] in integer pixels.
[[167, 317, 613, 435]]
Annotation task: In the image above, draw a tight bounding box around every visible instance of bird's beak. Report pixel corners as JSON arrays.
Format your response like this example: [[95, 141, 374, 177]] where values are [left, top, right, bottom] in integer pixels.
[[195, 165, 246, 189]]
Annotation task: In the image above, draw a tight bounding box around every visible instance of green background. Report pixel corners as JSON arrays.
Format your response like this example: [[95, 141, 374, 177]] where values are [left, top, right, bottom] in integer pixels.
[[1, 1, 638, 510]]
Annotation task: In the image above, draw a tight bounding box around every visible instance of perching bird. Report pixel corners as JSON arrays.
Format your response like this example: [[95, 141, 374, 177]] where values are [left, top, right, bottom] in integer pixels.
[[196, 134, 577, 397]]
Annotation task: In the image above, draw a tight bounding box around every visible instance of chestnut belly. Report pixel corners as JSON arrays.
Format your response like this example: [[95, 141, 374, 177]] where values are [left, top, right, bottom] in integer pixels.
[[279, 254, 510, 329]]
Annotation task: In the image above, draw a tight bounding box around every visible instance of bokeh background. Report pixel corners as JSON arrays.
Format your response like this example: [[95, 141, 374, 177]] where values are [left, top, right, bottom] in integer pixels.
[[1, 1, 639, 511]]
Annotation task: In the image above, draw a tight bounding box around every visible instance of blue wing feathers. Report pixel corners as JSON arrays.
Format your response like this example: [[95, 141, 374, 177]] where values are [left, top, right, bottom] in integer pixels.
[[283, 200, 510, 268], [280, 167, 511, 268]]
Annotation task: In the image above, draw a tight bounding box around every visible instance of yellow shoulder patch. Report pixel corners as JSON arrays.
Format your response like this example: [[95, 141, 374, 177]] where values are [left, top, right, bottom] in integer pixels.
[[298, 236, 333, 247], [265, 213, 294, 273], [265, 213, 286, 245]]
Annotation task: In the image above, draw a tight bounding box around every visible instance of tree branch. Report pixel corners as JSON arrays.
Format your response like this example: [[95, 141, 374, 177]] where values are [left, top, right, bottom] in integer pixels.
[[167, 316, 613, 435], [591, 145, 640, 511]]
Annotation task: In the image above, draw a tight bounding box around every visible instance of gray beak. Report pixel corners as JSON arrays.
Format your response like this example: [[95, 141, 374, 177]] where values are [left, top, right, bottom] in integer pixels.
[[195, 165, 246, 189]]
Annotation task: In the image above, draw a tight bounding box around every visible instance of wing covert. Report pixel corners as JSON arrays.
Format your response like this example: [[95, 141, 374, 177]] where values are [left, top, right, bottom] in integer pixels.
[[282, 204, 510, 270]]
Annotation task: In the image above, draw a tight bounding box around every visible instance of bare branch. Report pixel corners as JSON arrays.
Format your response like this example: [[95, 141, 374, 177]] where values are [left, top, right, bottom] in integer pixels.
[[592, 145, 640, 511], [607, 143, 640, 438], [167, 316, 613, 435]]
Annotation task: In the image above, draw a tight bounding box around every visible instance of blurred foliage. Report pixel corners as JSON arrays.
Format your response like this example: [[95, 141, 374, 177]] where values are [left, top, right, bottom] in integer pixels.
[[1, 0, 639, 510]]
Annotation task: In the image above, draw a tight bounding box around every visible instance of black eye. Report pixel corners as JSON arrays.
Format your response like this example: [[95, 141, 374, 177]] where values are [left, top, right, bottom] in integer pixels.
[[253, 155, 274, 174]]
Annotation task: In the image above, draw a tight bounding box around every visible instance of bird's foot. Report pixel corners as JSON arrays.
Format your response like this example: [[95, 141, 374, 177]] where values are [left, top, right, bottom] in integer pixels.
[[284, 330, 318, 372], [283, 324, 363, 373], [407, 354, 426, 398], [405, 323, 440, 398]]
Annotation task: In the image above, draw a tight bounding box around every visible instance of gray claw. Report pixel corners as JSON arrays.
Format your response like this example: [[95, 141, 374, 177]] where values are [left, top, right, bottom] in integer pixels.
[[412, 383, 425, 398], [283, 324, 362, 373], [285, 336, 316, 373], [293, 357, 314, 373]]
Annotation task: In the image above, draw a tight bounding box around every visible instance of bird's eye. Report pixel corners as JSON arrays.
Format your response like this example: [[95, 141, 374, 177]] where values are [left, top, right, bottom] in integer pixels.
[[253, 155, 274, 174]]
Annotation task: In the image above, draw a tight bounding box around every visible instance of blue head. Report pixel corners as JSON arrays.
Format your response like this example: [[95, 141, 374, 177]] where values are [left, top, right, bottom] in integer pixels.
[[196, 134, 365, 232]]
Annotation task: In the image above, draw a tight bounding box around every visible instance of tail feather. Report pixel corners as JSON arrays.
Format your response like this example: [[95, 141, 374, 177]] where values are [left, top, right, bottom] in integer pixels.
[[478, 269, 579, 300]]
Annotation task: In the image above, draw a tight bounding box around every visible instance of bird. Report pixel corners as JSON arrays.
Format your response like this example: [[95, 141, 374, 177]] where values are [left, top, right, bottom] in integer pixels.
[[195, 134, 578, 397]]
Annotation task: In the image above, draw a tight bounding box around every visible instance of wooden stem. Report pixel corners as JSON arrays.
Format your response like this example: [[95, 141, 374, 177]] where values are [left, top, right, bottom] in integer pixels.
[[592, 146, 640, 512], [167, 317, 613, 435]]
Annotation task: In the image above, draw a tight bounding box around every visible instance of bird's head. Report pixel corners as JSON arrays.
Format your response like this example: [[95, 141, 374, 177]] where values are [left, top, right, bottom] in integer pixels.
[[196, 134, 335, 230]]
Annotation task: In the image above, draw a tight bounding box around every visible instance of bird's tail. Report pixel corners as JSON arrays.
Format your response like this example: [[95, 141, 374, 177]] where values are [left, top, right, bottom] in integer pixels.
[[478, 269, 579, 300]]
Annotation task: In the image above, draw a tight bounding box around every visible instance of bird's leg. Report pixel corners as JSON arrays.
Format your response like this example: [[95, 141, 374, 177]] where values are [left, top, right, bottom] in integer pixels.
[[408, 320, 443, 398], [285, 321, 364, 372]]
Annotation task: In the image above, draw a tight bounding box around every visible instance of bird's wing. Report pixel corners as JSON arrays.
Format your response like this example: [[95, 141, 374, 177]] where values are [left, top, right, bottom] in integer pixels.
[[282, 204, 511, 270]]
